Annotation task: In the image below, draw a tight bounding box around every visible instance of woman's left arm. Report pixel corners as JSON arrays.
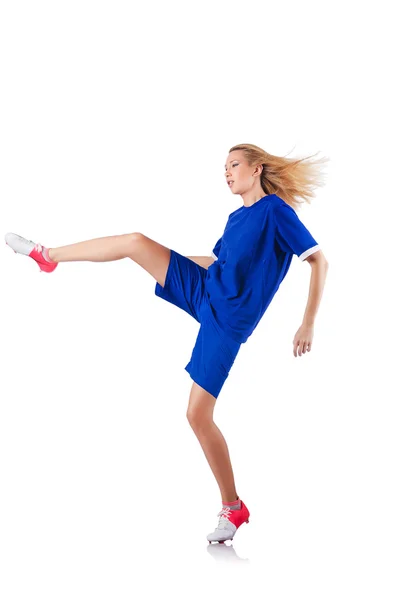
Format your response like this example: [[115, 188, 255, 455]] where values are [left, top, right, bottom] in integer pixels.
[[293, 251, 329, 357]]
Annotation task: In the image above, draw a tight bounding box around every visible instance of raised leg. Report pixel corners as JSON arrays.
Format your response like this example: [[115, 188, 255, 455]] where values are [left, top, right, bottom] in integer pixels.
[[48, 232, 171, 287]]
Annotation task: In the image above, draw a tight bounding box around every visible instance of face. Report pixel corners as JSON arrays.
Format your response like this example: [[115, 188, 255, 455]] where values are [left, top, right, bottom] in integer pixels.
[[224, 151, 263, 194]]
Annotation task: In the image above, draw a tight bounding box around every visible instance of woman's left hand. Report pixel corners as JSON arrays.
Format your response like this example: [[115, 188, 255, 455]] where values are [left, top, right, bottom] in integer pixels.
[[293, 324, 314, 357]]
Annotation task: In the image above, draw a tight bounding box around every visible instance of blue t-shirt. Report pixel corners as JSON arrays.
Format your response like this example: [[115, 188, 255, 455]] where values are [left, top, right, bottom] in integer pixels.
[[205, 194, 320, 343]]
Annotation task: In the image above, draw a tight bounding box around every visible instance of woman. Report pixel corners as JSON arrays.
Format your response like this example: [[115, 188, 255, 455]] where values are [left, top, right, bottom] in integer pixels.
[[5, 142, 329, 544]]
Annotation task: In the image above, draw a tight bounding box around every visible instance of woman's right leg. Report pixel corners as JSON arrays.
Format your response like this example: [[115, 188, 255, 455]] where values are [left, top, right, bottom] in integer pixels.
[[49, 232, 171, 287]]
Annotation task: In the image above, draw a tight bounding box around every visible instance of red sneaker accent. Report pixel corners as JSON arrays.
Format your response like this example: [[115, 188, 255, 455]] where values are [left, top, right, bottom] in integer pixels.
[[29, 245, 58, 273], [222, 499, 250, 530]]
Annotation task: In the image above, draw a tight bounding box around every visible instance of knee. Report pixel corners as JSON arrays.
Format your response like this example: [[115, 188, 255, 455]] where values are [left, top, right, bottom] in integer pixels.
[[127, 232, 146, 251], [186, 409, 213, 431], [130, 232, 144, 242]]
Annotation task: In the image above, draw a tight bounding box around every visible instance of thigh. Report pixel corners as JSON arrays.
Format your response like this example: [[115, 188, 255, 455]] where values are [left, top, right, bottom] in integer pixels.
[[154, 247, 208, 323], [184, 305, 242, 399], [128, 233, 171, 288]]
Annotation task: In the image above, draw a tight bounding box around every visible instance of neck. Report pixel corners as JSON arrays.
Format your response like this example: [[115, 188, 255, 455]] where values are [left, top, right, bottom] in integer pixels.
[[241, 188, 267, 208]]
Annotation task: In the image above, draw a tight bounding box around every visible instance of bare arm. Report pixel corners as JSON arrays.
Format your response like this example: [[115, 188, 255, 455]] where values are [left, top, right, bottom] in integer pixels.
[[302, 251, 329, 326], [186, 256, 216, 269], [293, 250, 329, 357]]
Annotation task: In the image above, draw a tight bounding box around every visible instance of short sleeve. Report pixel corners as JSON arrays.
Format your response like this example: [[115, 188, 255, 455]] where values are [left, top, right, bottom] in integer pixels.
[[211, 237, 222, 260], [274, 202, 320, 261]]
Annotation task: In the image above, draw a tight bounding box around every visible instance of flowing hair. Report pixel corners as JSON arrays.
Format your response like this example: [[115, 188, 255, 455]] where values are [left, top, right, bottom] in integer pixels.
[[229, 143, 329, 211]]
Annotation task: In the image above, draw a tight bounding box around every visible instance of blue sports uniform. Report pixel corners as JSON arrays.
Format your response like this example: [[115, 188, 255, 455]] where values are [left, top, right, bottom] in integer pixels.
[[155, 194, 320, 398]]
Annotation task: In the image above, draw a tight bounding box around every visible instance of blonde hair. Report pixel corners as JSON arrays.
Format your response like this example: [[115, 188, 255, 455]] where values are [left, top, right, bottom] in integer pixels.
[[229, 143, 329, 211]]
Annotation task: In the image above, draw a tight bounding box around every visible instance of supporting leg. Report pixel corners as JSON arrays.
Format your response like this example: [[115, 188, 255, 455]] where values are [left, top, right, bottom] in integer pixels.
[[186, 382, 238, 504]]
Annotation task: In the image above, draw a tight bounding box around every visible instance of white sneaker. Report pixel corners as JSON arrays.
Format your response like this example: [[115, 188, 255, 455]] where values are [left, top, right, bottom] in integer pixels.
[[5, 232, 58, 273], [206, 498, 250, 544]]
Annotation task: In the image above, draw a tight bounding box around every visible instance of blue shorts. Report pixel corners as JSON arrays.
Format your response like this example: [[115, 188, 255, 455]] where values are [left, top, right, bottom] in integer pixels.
[[154, 249, 241, 399]]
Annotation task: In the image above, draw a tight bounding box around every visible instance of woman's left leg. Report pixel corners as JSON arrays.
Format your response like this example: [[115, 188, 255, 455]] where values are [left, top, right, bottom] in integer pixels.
[[186, 381, 239, 504]]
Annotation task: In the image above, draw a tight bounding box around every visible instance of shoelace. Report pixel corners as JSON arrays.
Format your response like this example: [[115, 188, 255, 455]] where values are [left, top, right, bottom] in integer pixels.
[[33, 243, 43, 254], [216, 506, 232, 529]]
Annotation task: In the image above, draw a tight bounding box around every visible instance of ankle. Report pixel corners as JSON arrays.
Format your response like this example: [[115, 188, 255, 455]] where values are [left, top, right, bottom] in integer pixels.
[[42, 246, 56, 263], [44, 247, 57, 263], [222, 494, 239, 505]]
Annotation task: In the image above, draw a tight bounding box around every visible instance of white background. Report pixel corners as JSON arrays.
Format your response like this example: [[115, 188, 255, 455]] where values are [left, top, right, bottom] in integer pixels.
[[1, 0, 396, 597]]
